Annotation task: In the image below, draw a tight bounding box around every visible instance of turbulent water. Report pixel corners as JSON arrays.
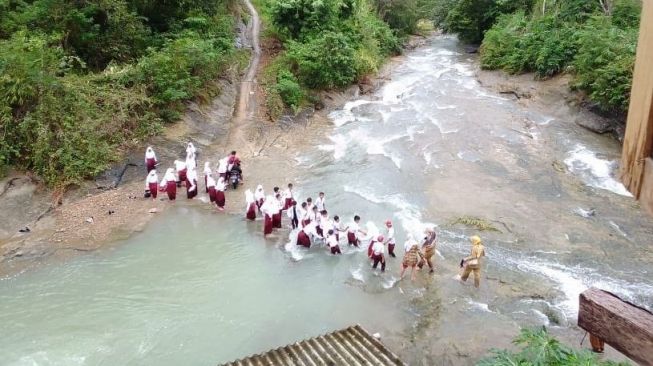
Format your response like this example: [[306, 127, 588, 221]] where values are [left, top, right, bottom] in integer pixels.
[[2, 36, 653, 365]]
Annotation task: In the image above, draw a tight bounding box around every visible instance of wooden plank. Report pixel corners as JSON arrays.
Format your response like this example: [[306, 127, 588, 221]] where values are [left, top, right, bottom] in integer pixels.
[[578, 288, 653, 366], [621, 0, 653, 198], [639, 158, 653, 215]]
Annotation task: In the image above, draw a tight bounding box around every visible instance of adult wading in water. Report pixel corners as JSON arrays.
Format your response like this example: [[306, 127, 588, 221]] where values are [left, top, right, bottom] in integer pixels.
[[418, 227, 437, 273], [460, 235, 486, 288]]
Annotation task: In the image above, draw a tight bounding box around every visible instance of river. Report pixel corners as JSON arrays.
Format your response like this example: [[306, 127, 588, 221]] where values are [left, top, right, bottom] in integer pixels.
[[1, 35, 652, 365]]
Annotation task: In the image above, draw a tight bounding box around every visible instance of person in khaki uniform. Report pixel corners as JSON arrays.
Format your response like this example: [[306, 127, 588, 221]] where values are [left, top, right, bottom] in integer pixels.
[[460, 235, 485, 288]]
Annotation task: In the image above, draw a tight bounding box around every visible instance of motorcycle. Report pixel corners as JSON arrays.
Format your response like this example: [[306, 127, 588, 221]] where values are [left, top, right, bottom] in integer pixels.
[[229, 169, 241, 190]]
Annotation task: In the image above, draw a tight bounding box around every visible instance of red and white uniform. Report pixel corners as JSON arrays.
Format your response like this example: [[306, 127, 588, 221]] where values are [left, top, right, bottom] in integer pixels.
[[386, 226, 396, 257], [297, 229, 311, 248], [347, 222, 361, 247], [206, 175, 217, 203], [145, 170, 159, 199], [254, 185, 265, 212], [174, 160, 187, 186], [245, 189, 256, 220], [283, 187, 294, 210], [315, 196, 326, 212], [186, 168, 198, 199], [371, 241, 385, 271], [261, 195, 276, 236], [272, 197, 283, 229], [203, 162, 212, 193], [215, 177, 226, 209], [145, 147, 157, 173], [160, 168, 177, 201], [186, 142, 197, 162], [327, 234, 341, 255], [217, 158, 228, 179]]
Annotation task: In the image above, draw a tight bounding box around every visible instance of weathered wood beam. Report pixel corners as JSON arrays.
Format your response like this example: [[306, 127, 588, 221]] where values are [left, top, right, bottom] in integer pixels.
[[578, 288, 653, 365], [621, 0, 653, 198]]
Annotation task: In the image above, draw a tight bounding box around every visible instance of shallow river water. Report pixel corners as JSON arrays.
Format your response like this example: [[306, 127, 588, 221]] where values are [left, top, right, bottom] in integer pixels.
[[2, 36, 653, 365]]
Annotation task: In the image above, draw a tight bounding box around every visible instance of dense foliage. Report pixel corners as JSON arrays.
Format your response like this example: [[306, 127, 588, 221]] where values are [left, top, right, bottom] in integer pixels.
[[259, 0, 433, 118], [431, 0, 641, 114], [479, 327, 629, 366], [0, 0, 241, 186]]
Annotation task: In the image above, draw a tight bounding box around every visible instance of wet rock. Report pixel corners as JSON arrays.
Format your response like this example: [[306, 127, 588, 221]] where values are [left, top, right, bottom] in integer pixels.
[[148, 208, 158, 214], [573, 207, 596, 218], [18, 227, 30, 233], [85, 217, 94, 224], [465, 46, 479, 54], [575, 114, 614, 134]]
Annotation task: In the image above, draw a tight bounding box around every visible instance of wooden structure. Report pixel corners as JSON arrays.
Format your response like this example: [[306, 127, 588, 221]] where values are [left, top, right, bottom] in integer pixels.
[[578, 288, 653, 365], [218, 325, 406, 366], [621, 0, 653, 213]]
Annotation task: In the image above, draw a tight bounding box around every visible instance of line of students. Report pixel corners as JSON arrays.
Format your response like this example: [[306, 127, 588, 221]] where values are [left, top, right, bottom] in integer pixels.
[[143, 145, 239, 211], [240, 183, 476, 283]]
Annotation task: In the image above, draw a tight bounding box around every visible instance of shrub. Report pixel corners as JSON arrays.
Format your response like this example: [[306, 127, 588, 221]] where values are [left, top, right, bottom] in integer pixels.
[[287, 31, 358, 89], [275, 69, 303, 110], [479, 327, 629, 366], [270, 0, 343, 39], [573, 18, 637, 113]]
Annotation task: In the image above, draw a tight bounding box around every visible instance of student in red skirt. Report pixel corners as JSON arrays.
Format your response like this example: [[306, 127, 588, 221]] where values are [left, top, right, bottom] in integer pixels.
[[186, 168, 198, 199], [215, 177, 226, 211], [245, 189, 257, 220], [174, 160, 187, 187], [160, 168, 177, 201], [297, 227, 311, 248], [206, 174, 217, 204], [283, 183, 294, 210], [145, 170, 159, 200], [254, 185, 265, 213], [203, 162, 212, 193], [261, 195, 275, 236], [145, 147, 157, 173], [370, 237, 386, 272], [272, 193, 283, 228]]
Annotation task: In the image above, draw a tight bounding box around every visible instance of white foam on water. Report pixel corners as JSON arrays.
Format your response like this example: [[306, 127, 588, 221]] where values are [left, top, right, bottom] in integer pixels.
[[457, 150, 481, 162], [347, 129, 405, 168], [531, 309, 551, 326], [435, 103, 457, 110], [608, 221, 628, 238], [381, 75, 422, 103], [427, 116, 459, 134], [573, 207, 595, 218], [328, 99, 378, 127], [342, 185, 433, 237], [467, 300, 492, 312], [452, 62, 474, 77], [351, 267, 365, 283], [284, 229, 306, 261], [317, 134, 348, 160], [383, 276, 399, 289], [564, 144, 633, 197], [423, 151, 432, 165]]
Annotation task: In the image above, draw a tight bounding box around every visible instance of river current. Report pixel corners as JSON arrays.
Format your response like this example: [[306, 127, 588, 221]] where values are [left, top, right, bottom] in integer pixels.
[[1, 36, 652, 365]]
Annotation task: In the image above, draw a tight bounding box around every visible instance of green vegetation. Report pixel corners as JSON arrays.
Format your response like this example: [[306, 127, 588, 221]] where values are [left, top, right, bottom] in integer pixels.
[[479, 327, 628, 366], [430, 0, 641, 115], [258, 0, 436, 119], [449, 216, 501, 232], [0, 0, 243, 186]]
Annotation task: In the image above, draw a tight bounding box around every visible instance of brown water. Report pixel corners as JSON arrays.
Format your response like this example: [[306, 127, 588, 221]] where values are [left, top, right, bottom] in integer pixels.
[[1, 35, 652, 366]]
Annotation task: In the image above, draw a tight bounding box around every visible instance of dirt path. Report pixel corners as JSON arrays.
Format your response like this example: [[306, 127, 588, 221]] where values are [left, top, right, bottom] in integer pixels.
[[225, 0, 262, 156]]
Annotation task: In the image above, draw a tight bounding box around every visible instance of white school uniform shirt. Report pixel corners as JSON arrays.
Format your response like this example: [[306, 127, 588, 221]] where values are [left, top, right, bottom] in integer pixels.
[[186, 157, 196, 172], [145, 148, 157, 162], [327, 235, 339, 248], [319, 216, 330, 229], [386, 227, 395, 244], [255, 186, 265, 202], [145, 171, 158, 188], [283, 188, 293, 200], [217, 158, 228, 174], [206, 176, 216, 188], [348, 221, 360, 238], [260, 195, 276, 216], [203, 163, 212, 177], [315, 197, 325, 211], [187, 169, 198, 192], [372, 241, 385, 256], [160, 169, 175, 188], [216, 178, 226, 191], [174, 160, 187, 172]]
